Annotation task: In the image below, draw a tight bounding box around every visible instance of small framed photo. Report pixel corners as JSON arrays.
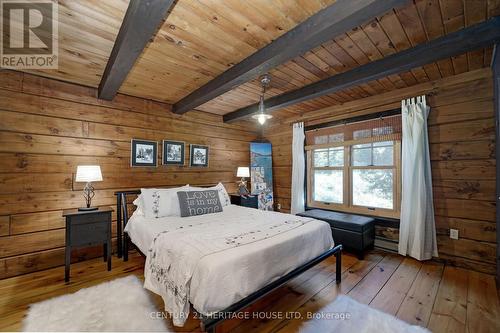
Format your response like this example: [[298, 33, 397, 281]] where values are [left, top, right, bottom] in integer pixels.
[[131, 139, 157, 167], [190, 144, 209, 167], [163, 140, 185, 165]]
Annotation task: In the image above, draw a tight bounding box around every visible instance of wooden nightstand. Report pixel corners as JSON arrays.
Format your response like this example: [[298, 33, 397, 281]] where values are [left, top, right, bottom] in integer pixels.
[[230, 194, 259, 209], [62, 207, 113, 282]]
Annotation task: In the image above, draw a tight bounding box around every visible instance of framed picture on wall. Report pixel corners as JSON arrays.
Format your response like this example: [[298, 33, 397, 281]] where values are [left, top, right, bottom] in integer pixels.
[[190, 144, 209, 167], [163, 140, 185, 165], [131, 139, 157, 167]]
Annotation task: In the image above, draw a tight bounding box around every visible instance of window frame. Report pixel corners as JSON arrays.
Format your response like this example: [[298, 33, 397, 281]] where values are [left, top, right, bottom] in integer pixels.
[[306, 136, 401, 219]]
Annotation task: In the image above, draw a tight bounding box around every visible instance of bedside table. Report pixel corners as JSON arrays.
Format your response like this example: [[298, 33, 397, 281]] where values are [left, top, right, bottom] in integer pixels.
[[230, 194, 258, 209], [62, 207, 113, 282]]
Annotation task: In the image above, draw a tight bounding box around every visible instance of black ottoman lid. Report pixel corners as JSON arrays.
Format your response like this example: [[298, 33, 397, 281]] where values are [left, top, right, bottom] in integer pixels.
[[297, 209, 374, 232]]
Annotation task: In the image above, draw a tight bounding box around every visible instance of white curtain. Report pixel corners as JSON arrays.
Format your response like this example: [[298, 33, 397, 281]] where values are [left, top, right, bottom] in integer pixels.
[[291, 122, 305, 215], [399, 95, 438, 261]]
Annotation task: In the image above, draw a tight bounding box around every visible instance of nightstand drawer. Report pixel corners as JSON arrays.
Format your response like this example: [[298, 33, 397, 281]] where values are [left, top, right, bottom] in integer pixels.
[[70, 212, 110, 225], [70, 221, 110, 247]]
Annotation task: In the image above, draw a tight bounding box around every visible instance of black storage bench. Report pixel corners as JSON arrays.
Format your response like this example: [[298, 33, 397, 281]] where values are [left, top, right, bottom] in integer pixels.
[[297, 209, 375, 259]]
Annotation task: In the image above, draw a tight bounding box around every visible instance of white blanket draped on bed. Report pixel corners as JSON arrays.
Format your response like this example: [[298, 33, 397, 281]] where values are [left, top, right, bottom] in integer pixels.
[[144, 212, 315, 326]]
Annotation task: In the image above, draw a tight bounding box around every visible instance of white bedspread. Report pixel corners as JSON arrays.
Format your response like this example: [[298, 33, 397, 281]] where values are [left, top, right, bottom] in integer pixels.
[[125, 205, 333, 326]]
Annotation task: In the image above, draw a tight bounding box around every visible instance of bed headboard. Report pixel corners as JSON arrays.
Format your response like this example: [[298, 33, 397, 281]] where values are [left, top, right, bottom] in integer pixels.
[[114, 189, 140, 224], [114, 190, 140, 258], [114, 185, 223, 258]]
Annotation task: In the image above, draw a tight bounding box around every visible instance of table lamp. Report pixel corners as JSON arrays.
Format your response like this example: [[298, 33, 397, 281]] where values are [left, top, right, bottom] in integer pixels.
[[75, 165, 103, 211], [236, 166, 250, 195]]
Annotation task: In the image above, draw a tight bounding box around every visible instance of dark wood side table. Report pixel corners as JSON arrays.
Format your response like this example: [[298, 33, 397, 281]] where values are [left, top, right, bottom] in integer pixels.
[[230, 194, 259, 209], [62, 207, 113, 282]]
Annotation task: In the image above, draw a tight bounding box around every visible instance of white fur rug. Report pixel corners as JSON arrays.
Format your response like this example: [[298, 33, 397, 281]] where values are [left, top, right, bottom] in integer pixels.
[[300, 295, 430, 333], [23, 276, 169, 332]]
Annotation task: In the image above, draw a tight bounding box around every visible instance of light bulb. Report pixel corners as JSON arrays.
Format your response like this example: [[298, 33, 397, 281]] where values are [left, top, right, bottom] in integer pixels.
[[257, 114, 266, 125]]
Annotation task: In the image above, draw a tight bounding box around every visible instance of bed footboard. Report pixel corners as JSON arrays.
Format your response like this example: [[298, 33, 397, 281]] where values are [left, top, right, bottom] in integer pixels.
[[200, 244, 343, 333]]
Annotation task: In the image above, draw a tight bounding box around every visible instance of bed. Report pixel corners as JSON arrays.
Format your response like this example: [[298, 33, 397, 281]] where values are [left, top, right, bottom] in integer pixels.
[[115, 189, 342, 332]]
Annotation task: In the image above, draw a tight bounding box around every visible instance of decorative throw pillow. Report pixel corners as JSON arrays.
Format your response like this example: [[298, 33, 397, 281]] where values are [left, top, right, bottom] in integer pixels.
[[141, 185, 189, 219], [188, 182, 231, 207], [177, 190, 223, 217]]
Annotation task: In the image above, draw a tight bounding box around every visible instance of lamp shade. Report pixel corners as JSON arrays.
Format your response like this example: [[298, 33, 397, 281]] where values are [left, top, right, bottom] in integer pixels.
[[237, 166, 250, 178], [75, 165, 103, 182]]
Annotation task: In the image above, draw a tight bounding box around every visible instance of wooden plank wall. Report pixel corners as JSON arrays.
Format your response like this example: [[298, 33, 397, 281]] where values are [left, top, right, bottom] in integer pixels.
[[264, 68, 496, 275], [0, 71, 258, 279]]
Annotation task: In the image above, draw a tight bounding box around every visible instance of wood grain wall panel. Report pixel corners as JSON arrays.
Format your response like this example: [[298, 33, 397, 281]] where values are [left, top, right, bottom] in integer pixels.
[[0, 72, 257, 279], [0, 71, 22, 91], [0, 173, 72, 194], [427, 118, 495, 143], [0, 130, 252, 165], [433, 180, 495, 201], [429, 141, 495, 161], [427, 99, 493, 125], [264, 69, 496, 275], [0, 101, 255, 143], [0, 153, 248, 174], [10, 211, 66, 235], [434, 198, 495, 222], [71, 172, 236, 191], [0, 221, 120, 259], [0, 189, 123, 216], [0, 217, 9, 237], [0, 230, 66, 258], [436, 236, 496, 264], [435, 216, 496, 243], [0, 84, 258, 139], [431, 160, 496, 180], [10, 206, 128, 236], [0, 239, 119, 280]]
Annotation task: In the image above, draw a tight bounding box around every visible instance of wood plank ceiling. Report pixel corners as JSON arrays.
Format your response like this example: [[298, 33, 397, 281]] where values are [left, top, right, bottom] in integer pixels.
[[21, 0, 500, 123]]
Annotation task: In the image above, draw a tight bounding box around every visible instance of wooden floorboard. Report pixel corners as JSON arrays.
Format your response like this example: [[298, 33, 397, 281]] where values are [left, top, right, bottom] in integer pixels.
[[273, 253, 385, 332], [369, 257, 422, 315], [0, 250, 498, 333], [427, 266, 468, 333], [396, 262, 444, 327], [226, 254, 357, 333], [466, 270, 500, 333], [347, 254, 403, 305]]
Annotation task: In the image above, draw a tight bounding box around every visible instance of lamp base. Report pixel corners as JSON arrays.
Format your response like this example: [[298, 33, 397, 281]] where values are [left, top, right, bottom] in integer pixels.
[[238, 181, 250, 196], [78, 207, 98, 211]]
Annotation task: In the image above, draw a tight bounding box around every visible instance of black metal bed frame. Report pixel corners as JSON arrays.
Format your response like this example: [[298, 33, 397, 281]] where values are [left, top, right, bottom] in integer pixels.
[[114, 190, 342, 333]]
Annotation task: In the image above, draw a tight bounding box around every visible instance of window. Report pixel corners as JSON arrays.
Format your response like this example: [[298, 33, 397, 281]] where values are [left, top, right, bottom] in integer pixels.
[[312, 147, 344, 204], [306, 115, 401, 218]]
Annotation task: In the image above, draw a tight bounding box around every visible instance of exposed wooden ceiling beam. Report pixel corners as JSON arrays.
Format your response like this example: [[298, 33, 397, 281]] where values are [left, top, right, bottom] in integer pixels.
[[224, 17, 500, 123], [172, 0, 409, 114], [98, 0, 175, 100]]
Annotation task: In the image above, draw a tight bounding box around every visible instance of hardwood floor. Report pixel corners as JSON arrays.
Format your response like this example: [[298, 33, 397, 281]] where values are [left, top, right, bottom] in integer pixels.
[[0, 250, 498, 333]]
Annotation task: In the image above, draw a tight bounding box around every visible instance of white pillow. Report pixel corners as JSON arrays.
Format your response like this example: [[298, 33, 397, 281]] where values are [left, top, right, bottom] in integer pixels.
[[132, 196, 144, 216], [141, 185, 189, 219], [188, 182, 231, 207]]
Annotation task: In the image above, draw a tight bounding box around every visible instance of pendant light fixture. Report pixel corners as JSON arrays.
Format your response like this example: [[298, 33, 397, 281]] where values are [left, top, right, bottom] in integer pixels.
[[252, 74, 273, 125]]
